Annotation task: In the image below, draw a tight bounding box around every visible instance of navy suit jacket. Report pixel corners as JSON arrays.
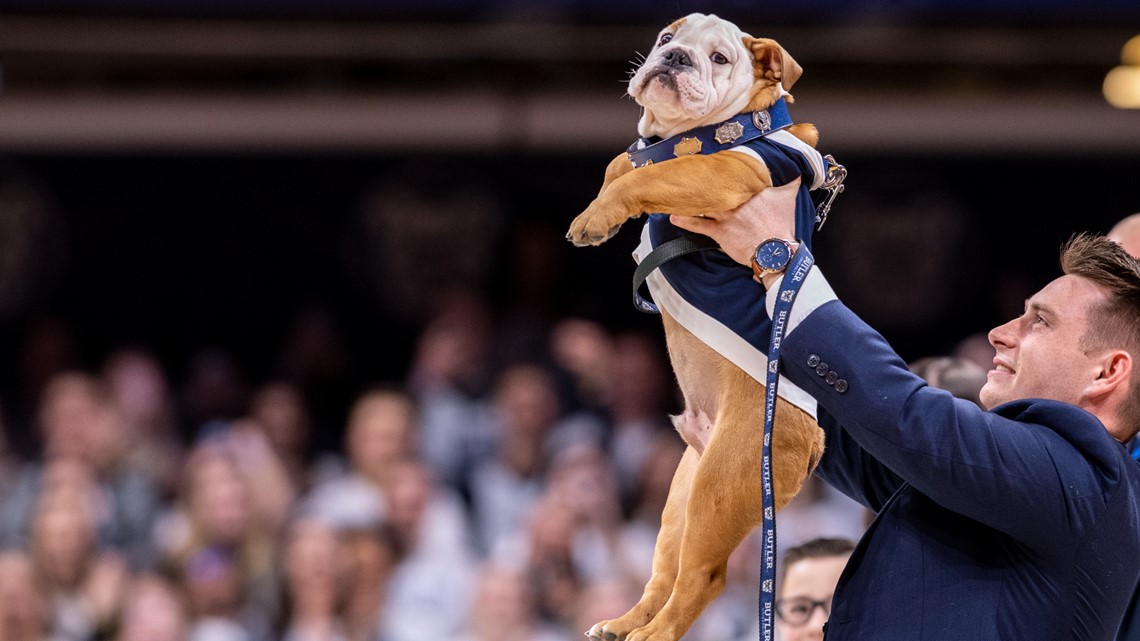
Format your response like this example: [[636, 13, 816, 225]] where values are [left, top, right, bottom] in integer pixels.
[[1117, 437, 1140, 640], [779, 297, 1140, 640]]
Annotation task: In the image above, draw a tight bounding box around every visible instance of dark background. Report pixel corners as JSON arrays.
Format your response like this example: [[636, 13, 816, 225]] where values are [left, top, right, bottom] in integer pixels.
[[0, 1, 1138, 450]]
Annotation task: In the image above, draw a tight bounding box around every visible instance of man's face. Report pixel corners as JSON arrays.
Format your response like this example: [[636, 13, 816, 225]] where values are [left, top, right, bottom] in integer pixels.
[[980, 275, 1107, 410]]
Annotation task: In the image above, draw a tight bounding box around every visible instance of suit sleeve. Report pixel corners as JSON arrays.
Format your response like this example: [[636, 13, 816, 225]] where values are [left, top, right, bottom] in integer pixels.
[[812, 405, 907, 513], [767, 267, 906, 512], [769, 267, 1120, 547]]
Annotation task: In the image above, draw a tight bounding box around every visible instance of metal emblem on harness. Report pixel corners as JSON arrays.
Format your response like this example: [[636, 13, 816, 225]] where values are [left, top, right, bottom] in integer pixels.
[[673, 136, 703, 157], [753, 110, 772, 133], [714, 121, 744, 144]]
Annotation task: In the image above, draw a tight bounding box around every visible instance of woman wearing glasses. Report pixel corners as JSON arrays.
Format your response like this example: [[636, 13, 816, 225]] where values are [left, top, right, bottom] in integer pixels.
[[776, 538, 856, 641]]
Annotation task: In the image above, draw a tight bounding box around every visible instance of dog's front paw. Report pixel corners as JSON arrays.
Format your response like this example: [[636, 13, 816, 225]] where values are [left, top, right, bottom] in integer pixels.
[[566, 203, 629, 247]]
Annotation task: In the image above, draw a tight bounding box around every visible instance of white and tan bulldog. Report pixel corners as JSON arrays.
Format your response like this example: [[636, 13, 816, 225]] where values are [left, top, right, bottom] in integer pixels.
[[567, 13, 828, 641], [567, 12, 819, 245]]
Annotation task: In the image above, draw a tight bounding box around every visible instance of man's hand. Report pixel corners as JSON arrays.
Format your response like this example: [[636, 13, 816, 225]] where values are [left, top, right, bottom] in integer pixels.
[[669, 177, 802, 268]]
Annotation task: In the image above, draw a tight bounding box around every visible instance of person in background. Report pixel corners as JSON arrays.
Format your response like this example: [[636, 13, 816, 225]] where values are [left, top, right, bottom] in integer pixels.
[[0, 549, 54, 641], [514, 496, 582, 629], [247, 382, 315, 495], [616, 432, 684, 590], [115, 573, 191, 641], [0, 402, 32, 550], [180, 349, 251, 439], [1106, 212, 1140, 470], [179, 546, 261, 641], [406, 293, 496, 494], [1108, 212, 1140, 641], [453, 562, 564, 641], [548, 318, 613, 414], [467, 364, 560, 557], [217, 421, 297, 536], [278, 518, 346, 641], [775, 538, 856, 641], [337, 523, 401, 641], [907, 355, 989, 409], [600, 332, 677, 508], [1109, 213, 1140, 257], [299, 389, 417, 529], [153, 442, 279, 641], [540, 443, 624, 585], [29, 487, 129, 641], [102, 348, 184, 501], [376, 458, 475, 641], [8, 372, 161, 568]]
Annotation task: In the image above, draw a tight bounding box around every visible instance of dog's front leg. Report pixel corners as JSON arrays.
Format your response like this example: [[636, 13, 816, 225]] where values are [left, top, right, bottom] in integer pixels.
[[587, 446, 698, 641], [567, 152, 771, 246]]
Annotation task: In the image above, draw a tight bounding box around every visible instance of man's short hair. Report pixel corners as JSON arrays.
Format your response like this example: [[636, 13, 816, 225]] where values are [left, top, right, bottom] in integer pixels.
[[1060, 233, 1140, 439]]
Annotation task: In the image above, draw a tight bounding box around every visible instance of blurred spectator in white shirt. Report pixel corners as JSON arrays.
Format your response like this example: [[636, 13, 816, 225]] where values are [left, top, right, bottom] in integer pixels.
[[378, 458, 475, 641]]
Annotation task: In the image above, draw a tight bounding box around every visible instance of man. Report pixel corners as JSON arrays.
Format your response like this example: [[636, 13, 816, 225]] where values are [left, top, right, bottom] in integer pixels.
[[671, 181, 1140, 640], [1107, 212, 1140, 641]]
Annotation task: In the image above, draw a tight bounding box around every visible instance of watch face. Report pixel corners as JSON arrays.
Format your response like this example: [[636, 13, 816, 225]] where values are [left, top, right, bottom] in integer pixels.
[[755, 239, 792, 272]]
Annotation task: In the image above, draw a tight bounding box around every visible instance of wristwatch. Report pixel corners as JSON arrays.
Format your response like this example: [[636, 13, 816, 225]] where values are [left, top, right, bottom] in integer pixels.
[[751, 237, 796, 283]]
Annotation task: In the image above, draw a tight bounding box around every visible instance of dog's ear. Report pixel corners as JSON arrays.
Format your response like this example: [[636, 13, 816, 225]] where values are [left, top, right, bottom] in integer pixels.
[[745, 37, 803, 90]]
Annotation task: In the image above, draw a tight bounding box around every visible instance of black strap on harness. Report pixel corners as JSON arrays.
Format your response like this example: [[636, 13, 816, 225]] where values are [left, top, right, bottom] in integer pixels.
[[632, 233, 720, 314]]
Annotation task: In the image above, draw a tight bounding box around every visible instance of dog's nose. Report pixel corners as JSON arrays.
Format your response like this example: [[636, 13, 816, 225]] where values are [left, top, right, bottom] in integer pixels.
[[662, 48, 692, 68]]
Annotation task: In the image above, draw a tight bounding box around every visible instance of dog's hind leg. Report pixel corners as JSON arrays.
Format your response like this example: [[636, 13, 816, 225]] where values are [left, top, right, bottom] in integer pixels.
[[622, 365, 764, 641], [626, 365, 821, 641], [586, 446, 697, 641]]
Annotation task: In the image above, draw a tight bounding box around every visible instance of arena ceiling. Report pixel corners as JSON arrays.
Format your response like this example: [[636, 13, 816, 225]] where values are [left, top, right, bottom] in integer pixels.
[[1, 7, 1138, 154]]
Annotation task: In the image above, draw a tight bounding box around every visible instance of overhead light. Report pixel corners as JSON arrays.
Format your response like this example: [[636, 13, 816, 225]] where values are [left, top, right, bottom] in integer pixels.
[[1124, 35, 1140, 65], [1106, 35, 1140, 109], [1105, 65, 1140, 109]]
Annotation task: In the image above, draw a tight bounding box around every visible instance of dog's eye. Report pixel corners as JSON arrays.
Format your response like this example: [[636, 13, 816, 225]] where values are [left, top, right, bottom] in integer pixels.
[[711, 52, 729, 65], [658, 33, 673, 46]]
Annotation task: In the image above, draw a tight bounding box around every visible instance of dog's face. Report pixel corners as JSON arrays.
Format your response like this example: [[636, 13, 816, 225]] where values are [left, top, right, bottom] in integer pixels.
[[628, 13, 803, 139]]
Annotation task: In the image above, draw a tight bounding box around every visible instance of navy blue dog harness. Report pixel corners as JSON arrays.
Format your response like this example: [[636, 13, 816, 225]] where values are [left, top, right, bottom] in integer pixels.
[[630, 98, 843, 419]]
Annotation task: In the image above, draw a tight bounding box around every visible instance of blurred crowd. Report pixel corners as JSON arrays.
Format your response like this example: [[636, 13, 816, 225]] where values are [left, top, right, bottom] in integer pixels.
[[0, 284, 971, 641]]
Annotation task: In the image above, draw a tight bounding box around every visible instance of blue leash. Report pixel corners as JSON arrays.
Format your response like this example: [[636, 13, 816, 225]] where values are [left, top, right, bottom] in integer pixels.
[[759, 244, 815, 641]]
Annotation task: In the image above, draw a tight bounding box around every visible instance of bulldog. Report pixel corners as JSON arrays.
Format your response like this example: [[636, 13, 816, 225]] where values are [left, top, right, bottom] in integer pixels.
[[566, 13, 831, 641]]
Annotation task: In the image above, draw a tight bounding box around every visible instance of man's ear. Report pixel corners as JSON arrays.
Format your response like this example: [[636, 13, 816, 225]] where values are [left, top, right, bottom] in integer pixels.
[[1086, 349, 1133, 400], [745, 37, 803, 90]]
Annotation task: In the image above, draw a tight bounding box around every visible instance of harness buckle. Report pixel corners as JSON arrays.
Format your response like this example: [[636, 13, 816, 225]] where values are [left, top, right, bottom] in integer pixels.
[[815, 154, 847, 231]]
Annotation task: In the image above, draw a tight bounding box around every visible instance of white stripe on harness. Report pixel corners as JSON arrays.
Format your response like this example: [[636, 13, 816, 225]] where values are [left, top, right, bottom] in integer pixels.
[[633, 227, 819, 419], [726, 130, 827, 191]]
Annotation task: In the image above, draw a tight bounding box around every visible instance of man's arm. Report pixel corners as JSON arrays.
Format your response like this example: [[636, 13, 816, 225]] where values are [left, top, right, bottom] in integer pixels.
[[671, 183, 1122, 546], [769, 257, 908, 511], [812, 405, 907, 513], [774, 283, 1117, 546]]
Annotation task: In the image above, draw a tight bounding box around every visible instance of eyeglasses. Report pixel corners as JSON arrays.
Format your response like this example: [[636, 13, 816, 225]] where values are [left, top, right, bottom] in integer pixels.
[[774, 597, 831, 626]]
